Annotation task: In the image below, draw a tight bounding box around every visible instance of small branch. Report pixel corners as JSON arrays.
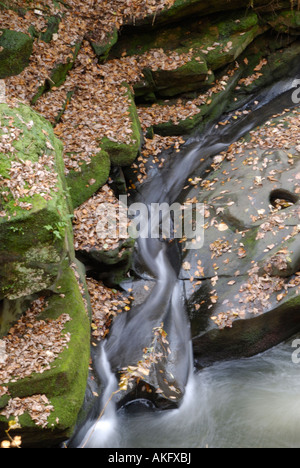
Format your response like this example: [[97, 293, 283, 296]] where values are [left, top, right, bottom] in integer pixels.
[[79, 389, 121, 449]]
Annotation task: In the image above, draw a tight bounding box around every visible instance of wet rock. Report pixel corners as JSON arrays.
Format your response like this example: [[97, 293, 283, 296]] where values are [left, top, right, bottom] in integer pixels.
[[77, 238, 135, 287], [179, 113, 300, 366]]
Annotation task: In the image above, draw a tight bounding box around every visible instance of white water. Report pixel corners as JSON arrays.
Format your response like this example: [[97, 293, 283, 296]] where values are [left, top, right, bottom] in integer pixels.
[[78, 345, 120, 449], [81, 339, 300, 449]]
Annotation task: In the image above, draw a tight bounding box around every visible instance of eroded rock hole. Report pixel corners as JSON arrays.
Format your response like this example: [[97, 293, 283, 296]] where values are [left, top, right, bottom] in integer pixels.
[[269, 189, 299, 211]]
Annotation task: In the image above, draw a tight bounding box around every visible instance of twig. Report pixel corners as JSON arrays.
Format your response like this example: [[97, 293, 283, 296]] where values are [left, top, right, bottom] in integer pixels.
[[80, 389, 121, 449]]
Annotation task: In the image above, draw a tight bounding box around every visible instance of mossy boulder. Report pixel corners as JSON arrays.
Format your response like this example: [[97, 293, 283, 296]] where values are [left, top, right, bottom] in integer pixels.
[[0, 102, 74, 301], [149, 56, 212, 98], [228, 35, 300, 110], [101, 84, 143, 166], [267, 9, 300, 35], [149, 64, 243, 137], [0, 262, 91, 447], [66, 150, 111, 209], [0, 29, 33, 79], [123, 0, 289, 27], [88, 27, 119, 61], [113, 10, 263, 100]]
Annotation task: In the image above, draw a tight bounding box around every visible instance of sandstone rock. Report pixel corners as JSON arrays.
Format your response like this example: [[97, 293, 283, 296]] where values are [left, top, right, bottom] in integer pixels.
[[0, 102, 74, 301]]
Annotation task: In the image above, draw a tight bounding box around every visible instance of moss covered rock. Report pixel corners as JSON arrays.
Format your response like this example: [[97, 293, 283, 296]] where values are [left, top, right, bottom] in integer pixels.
[[113, 10, 263, 100], [88, 27, 119, 61], [123, 0, 288, 27], [0, 29, 33, 79], [266, 9, 300, 35], [66, 150, 111, 209], [101, 84, 143, 166], [0, 262, 91, 447], [0, 102, 74, 301]]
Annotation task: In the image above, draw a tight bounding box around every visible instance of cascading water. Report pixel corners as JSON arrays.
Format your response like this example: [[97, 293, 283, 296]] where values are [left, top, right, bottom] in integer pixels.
[[71, 65, 300, 449]]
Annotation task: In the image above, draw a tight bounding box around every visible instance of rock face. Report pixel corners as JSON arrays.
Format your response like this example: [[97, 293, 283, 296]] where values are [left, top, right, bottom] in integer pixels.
[[0, 260, 90, 447], [0, 102, 90, 446], [179, 111, 300, 367], [0, 29, 33, 79], [0, 102, 74, 301]]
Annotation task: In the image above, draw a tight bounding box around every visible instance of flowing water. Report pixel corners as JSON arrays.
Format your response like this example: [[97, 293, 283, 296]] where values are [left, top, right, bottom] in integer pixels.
[[102, 339, 300, 449], [71, 65, 300, 449]]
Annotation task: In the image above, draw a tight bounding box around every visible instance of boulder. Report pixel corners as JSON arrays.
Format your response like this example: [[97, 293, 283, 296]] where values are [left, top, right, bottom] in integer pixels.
[[0, 261, 90, 448], [266, 9, 300, 35], [101, 84, 143, 166], [66, 150, 111, 209], [178, 113, 300, 366], [0, 29, 33, 79], [123, 0, 291, 28], [111, 10, 263, 100], [0, 102, 74, 301]]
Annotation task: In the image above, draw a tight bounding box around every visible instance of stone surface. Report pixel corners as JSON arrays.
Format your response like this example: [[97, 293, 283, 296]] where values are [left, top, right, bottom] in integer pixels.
[[0, 102, 74, 301], [66, 150, 111, 209], [0, 261, 90, 448], [178, 114, 300, 366], [0, 29, 33, 79], [101, 84, 143, 166]]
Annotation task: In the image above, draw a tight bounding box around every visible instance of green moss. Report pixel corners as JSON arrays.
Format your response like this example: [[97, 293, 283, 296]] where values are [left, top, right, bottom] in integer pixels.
[[66, 150, 111, 209], [40, 15, 61, 43], [0, 29, 33, 79], [0, 263, 90, 442], [89, 27, 119, 61], [31, 41, 82, 105], [267, 9, 300, 34], [0, 103, 74, 300]]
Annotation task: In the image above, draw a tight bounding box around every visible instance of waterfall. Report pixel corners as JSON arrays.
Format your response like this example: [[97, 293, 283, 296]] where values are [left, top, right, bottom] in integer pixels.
[[75, 344, 120, 448]]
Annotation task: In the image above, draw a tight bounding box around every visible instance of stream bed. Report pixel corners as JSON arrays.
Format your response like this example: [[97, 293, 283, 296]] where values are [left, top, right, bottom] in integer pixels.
[[70, 64, 300, 449]]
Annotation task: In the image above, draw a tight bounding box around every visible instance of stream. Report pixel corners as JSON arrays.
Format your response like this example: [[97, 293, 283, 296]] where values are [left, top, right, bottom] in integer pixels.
[[70, 64, 300, 449]]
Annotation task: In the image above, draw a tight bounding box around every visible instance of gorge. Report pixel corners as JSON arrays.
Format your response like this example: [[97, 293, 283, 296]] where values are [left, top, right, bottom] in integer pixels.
[[1, 0, 300, 449]]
